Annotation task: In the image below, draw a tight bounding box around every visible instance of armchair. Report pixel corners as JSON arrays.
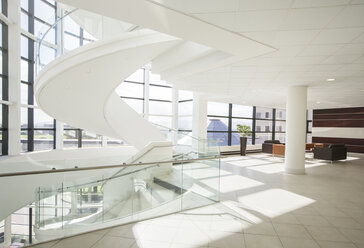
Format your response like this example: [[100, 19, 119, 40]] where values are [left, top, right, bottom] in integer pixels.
[[313, 144, 347, 161], [262, 140, 282, 154]]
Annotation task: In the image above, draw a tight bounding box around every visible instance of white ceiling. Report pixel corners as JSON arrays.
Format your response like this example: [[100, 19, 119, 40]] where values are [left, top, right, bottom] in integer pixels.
[[153, 0, 364, 109]]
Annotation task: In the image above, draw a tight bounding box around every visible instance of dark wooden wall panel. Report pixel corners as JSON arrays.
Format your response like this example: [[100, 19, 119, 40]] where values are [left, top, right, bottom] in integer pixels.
[[313, 107, 364, 154], [314, 113, 364, 120], [313, 107, 364, 115], [313, 119, 364, 127]]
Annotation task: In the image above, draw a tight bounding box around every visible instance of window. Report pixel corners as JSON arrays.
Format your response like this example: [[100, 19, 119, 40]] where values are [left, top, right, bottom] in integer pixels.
[[255, 133, 272, 145], [20, 0, 57, 152], [149, 101, 172, 115], [207, 102, 230, 146], [231, 119, 252, 131], [178, 90, 193, 133], [82, 131, 102, 147], [275, 120, 286, 132], [178, 116, 192, 130], [149, 85, 172, 101], [63, 14, 95, 53], [116, 82, 144, 98], [207, 117, 228, 132], [63, 128, 80, 148], [232, 105, 253, 118], [178, 101, 192, 116], [148, 73, 173, 130], [117, 69, 145, 116], [149, 116, 172, 128], [207, 102, 287, 147], [126, 69, 144, 83], [256, 107, 272, 119], [0, 15, 8, 155], [208, 102, 229, 116], [276, 109, 286, 120], [276, 133, 286, 143], [256, 120, 271, 132], [178, 90, 193, 101]]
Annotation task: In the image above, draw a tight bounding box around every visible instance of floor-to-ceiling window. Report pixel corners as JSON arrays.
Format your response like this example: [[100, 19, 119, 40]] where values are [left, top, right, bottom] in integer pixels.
[[0, 0, 9, 155], [207, 102, 287, 147], [231, 104, 253, 145], [207, 102, 230, 146], [20, 0, 56, 152], [178, 90, 193, 136], [275, 108, 286, 143], [255, 107, 273, 144], [148, 73, 173, 128], [115, 69, 177, 131]]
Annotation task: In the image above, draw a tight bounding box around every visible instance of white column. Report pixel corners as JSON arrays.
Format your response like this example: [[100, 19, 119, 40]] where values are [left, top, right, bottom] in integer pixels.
[[192, 93, 207, 140], [55, 121, 64, 149], [285, 86, 307, 175], [2, 216, 12, 248], [8, 0, 21, 155]]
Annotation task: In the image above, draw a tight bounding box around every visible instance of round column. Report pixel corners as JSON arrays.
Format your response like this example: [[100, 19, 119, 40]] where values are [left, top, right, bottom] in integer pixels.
[[285, 86, 307, 174]]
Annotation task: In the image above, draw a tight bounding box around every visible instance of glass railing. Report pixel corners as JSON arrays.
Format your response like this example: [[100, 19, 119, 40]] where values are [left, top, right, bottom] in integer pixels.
[[34, 155, 220, 242]]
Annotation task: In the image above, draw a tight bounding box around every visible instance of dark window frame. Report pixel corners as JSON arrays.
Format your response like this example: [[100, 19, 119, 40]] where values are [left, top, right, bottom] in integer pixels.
[[207, 103, 290, 146]]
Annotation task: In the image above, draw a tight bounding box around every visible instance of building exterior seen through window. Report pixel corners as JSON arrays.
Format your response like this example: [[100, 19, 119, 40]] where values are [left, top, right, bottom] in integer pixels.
[[207, 102, 287, 146]]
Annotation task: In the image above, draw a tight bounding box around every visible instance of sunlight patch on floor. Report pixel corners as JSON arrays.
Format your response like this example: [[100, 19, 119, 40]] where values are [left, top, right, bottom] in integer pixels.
[[218, 174, 264, 193], [226, 159, 272, 168], [247, 163, 285, 174], [237, 188, 315, 218]]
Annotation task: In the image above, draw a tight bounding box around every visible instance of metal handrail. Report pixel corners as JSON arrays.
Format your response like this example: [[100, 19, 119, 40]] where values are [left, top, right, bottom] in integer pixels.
[[0, 156, 224, 178]]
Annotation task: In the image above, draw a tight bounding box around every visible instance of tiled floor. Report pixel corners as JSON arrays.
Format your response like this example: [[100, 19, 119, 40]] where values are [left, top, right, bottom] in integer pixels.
[[31, 153, 364, 248]]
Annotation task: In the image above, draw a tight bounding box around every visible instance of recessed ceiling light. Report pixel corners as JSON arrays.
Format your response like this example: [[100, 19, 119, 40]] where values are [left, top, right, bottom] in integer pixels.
[[327, 78, 336, 82], [316, 101, 321, 104]]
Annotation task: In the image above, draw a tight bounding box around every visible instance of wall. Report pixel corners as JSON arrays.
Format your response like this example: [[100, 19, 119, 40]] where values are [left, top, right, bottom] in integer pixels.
[[312, 107, 364, 153]]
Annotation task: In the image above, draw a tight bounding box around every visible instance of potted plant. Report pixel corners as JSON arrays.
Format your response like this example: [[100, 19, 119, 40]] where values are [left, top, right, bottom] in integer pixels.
[[237, 124, 252, 156]]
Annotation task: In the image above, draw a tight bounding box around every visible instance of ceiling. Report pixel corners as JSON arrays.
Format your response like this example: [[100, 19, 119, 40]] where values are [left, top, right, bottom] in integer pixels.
[[152, 0, 364, 109]]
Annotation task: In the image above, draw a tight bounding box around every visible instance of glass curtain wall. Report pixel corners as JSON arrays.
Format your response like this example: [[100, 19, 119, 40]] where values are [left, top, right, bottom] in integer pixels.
[[115, 70, 175, 131], [20, 0, 56, 152], [148, 73, 173, 128], [178, 90, 193, 135], [0, 0, 9, 155], [207, 102, 287, 146], [19, 0, 103, 152]]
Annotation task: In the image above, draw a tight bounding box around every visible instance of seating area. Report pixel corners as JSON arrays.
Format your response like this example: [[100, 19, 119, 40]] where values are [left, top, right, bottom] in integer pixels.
[[262, 140, 348, 162]]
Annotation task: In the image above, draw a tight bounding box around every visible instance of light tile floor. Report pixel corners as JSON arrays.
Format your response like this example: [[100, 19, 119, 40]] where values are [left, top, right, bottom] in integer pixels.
[[31, 153, 364, 248]]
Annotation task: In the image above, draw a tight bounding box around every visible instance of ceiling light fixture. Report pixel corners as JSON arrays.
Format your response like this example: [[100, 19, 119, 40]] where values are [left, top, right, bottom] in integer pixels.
[[316, 101, 321, 104], [327, 78, 336, 82], [361, 89, 364, 92]]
